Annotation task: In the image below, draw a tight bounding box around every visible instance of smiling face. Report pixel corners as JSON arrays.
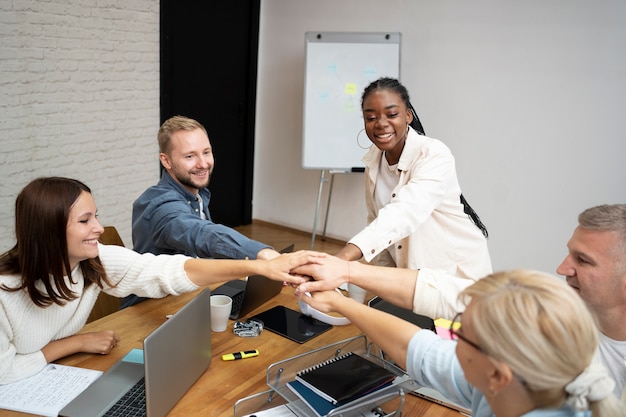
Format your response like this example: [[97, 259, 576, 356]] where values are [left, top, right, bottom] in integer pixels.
[[362, 89, 413, 164], [556, 226, 626, 317], [66, 191, 104, 270], [160, 127, 214, 195]]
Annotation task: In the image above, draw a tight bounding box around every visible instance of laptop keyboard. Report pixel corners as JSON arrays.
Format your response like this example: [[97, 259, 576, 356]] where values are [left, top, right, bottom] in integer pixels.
[[212, 282, 245, 318], [231, 292, 244, 316], [103, 377, 146, 417]]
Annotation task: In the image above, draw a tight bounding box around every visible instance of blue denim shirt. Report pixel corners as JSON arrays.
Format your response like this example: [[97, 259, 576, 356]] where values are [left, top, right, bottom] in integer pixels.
[[131, 171, 270, 259]]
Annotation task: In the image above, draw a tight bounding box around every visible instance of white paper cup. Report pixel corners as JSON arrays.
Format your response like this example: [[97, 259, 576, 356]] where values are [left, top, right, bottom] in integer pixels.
[[348, 283, 367, 304], [210, 295, 232, 332]]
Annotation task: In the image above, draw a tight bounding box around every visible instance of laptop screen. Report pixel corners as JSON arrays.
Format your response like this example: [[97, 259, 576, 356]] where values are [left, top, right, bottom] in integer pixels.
[[59, 288, 212, 417]]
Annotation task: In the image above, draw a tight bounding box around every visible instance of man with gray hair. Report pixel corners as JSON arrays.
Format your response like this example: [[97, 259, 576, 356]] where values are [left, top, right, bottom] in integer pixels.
[[556, 203, 626, 402]]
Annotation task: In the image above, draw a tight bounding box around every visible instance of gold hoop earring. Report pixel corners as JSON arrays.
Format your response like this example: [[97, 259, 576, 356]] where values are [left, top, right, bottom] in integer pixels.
[[356, 129, 370, 150]]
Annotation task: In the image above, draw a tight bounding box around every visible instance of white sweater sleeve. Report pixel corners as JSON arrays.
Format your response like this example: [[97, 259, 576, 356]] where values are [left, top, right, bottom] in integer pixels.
[[97, 244, 199, 298], [412, 268, 476, 320], [0, 302, 48, 383]]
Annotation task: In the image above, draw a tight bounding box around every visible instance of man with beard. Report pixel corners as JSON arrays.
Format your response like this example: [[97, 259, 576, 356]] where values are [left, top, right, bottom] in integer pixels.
[[121, 116, 279, 308]]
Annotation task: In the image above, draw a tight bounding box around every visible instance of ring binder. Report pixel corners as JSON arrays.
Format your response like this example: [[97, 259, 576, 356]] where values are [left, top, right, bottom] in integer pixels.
[[296, 351, 352, 376]]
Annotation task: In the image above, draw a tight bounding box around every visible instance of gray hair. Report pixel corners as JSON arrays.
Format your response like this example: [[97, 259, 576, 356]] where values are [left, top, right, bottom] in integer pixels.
[[578, 204, 626, 271]]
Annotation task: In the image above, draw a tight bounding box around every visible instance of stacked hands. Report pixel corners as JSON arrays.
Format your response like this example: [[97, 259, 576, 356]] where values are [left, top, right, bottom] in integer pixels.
[[65, 250, 346, 361], [273, 250, 355, 314]]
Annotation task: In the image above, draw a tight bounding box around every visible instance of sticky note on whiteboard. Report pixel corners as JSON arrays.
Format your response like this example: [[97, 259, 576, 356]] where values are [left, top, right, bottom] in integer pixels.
[[345, 83, 358, 95]]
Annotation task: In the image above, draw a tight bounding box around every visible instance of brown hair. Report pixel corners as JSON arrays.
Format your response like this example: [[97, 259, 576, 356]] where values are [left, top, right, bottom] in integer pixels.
[[0, 177, 111, 307]]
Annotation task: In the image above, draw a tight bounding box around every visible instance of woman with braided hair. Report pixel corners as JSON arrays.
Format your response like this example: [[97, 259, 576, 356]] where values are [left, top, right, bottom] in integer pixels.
[[336, 77, 492, 310]]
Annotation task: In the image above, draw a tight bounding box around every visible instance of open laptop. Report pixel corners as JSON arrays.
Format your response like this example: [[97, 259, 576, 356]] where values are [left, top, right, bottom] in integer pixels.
[[368, 296, 436, 332], [212, 244, 295, 320], [60, 288, 213, 417], [411, 386, 471, 415]]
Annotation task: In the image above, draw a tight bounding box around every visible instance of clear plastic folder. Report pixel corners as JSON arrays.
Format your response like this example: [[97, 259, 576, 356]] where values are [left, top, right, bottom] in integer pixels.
[[234, 335, 417, 417]]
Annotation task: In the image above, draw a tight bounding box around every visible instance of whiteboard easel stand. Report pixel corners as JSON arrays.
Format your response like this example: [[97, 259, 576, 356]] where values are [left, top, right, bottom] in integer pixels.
[[310, 169, 349, 249]]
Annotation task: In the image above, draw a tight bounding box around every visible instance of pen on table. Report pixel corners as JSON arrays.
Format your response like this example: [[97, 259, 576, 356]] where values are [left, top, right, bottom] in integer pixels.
[[221, 349, 259, 361]]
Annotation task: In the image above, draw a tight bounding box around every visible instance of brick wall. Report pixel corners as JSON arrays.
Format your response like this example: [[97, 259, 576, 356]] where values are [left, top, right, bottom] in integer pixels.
[[0, 0, 160, 249]]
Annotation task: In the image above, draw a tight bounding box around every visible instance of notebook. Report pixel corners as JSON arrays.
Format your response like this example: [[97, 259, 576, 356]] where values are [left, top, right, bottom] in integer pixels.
[[59, 288, 213, 417], [286, 380, 336, 417], [212, 244, 295, 319], [286, 377, 411, 417], [295, 352, 396, 405]]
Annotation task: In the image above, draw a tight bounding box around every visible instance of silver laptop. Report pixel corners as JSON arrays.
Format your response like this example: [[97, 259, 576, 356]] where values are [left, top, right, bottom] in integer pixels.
[[60, 288, 213, 417], [411, 386, 471, 415], [212, 244, 294, 320]]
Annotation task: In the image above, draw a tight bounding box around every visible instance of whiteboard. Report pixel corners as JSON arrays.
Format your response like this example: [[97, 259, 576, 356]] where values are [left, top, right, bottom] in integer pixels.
[[302, 32, 401, 170]]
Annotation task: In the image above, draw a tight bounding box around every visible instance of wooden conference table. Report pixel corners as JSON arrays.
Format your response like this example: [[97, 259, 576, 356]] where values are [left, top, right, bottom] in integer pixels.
[[5, 286, 462, 417]]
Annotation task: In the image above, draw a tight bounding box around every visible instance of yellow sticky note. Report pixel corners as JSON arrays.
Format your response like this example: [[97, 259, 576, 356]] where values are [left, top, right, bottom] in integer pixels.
[[435, 318, 460, 340], [435, 318, 460, 331], [345, 83, 357, 95]]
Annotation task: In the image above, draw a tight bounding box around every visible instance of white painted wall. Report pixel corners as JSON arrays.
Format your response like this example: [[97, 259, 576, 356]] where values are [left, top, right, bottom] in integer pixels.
[[255, 0, 626, 273], [0, 0, 160, 249], [1, 1, 624, 276]]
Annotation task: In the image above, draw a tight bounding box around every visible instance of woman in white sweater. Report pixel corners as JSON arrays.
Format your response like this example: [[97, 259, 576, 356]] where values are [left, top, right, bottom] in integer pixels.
[[0, 176, 322, 384]]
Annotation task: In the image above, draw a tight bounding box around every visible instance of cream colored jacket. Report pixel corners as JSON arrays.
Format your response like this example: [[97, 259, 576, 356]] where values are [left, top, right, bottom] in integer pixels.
[[349, 128, 492, 280]]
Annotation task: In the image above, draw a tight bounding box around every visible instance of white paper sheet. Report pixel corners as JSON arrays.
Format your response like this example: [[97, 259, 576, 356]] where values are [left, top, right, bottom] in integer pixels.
[[0, 363, 102, 417]]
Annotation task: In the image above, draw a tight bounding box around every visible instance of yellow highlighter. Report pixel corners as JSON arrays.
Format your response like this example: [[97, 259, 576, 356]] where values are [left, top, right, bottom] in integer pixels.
[[221, 349, 259, 361]]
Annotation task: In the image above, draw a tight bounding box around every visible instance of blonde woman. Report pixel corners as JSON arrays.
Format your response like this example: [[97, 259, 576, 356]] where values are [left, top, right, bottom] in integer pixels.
[[298, 270, 624, 417]]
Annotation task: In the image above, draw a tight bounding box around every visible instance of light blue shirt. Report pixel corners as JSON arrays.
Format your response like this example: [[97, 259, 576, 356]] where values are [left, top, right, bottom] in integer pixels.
[[406, 330, 589, 417]]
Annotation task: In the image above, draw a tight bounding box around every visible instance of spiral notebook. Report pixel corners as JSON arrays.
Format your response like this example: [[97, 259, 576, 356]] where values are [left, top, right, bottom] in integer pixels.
[[294, 352, 396, 405]]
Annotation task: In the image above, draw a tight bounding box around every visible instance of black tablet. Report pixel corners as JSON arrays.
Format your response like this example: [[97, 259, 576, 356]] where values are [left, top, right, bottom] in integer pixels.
[[251, 305, 333, 344]]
